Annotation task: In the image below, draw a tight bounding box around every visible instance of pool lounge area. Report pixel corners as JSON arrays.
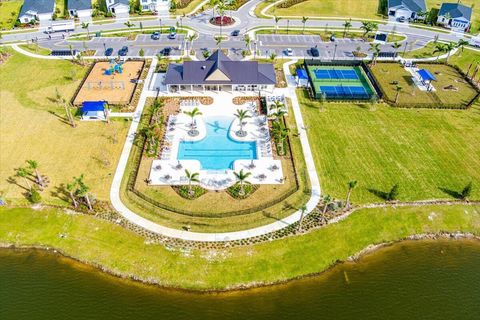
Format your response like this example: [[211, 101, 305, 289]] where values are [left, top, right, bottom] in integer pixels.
[[148, 97, 284, 190]]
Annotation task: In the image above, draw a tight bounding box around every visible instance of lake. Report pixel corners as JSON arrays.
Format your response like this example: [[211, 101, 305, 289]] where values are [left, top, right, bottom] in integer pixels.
[[1, 240, 479, 320]]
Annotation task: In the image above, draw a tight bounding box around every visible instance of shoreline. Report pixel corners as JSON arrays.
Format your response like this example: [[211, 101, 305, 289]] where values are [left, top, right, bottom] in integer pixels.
[[2, 233, 479, 293]]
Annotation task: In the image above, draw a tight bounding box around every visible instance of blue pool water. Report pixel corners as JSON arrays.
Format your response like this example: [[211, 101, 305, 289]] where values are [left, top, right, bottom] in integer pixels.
[[177, 116, 257, 170]]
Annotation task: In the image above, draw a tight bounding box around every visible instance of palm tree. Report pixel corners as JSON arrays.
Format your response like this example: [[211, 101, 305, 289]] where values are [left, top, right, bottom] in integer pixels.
[[274, 16, 281, 33], [140, 125, 156, 147], [360, 21, 378, 39], [75, 174, 93, 211], [342, 19, 352, 38], [457, 39, 469, 53], [209, 0, 219, 19], [66, 180, 78, 208], [270, 100, 285, 112], [151, 99, 163, 125], [271, 109, 286, 122], [301, 16, 309, 34], [15, 167, 31, 191], [81, 22, 90, 38], [124, 21, 135, 38], [433, 42, 447, 61], [234, 109, 251, 135], [234, 169, 252, 196], [187, 34, 196, 54], [392, 41, 402, 60], [394, 85, 402, 104], [345, 180, 357, 210], [68, 44, 74, 58], [244, 34, 251, 52], [272, 122, 289, 155], [369, 43, 381, 65], [216, 36, 223, 49], [64, 101, 76, 128], [322, 194, 332, 215], [298, 204, 307, 231], [26, 160, 43, 187], [184, 107, 202, 128], [443, 42, 457, 63], [217, 1, 227, 36], [269, 52, 277, 62], [184, 169, 200, 196]]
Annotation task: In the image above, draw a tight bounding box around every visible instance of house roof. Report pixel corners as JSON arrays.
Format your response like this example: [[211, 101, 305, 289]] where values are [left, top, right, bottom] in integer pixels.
[[19, 0, 55, 16], [388, 0, 426, 12], [439, 3, 472, 21], [81, 101, 106, 112], [68, 0, 92, 11], [113, 0, 130, 5], [164, 50, 277, 86], [417, 69, 436, 81]]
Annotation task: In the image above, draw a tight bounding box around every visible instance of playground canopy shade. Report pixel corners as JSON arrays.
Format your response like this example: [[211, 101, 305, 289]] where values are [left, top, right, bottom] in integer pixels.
[[296, 69, 308, 80], [81, 101, 106, 112], [417, 69, 436, 82]]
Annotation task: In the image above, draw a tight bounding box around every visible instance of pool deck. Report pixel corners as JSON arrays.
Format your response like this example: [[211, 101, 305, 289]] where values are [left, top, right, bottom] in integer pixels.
[[148, 98, 284, 190]]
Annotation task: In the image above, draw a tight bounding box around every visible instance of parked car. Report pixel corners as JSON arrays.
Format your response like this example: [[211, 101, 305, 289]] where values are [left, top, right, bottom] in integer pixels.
[[397, 16, 406, 23], [118, 46, 128, 56], [105, 47, 113, 56], [168, 32, 177, 40], [310, 47, 320, 57], [285, 48, 294, 56], [231, 30, 240, 36], [160, 47, 172, 56], [151, 31, 160, 40]]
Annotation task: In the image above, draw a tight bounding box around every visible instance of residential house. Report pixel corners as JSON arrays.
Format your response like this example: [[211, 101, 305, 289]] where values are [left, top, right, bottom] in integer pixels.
[[164, 50, 277, 93], [139, 0, 171, 13], [437, 2, 472, 33], [68, 0, 93, 22], [387, 0, 427, 21], [106, 0, 130, 19], [18, 0, 55, 24]]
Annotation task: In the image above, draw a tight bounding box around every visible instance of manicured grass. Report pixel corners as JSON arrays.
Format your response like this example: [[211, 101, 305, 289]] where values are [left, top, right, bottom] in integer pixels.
[[255, 28, 406, 42], [370, 62, 478, 106], [0, 51, 129, 205], [18, 43, 52, 55], [55, 0, 67, 19], [402, 41, 440, 59], [298, 90, 480, 204], [174, 0, 207, 15], [266, 0, 383, 19], [0, 205, 478, 290], [254, 0, 276, 18], [122, 100, 310, 232], [0, 0, 22, 30], [448, 49, 480, 77]]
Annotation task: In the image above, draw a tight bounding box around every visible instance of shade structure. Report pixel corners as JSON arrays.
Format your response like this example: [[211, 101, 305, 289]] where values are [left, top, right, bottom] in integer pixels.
[[417, 69, 436, 82], [81, 101, 106, 112], [296, 69, 308, 80]]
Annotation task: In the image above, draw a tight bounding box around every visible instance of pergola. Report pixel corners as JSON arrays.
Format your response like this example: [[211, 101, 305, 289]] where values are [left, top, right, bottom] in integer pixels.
[[417, 69, 436, 91]]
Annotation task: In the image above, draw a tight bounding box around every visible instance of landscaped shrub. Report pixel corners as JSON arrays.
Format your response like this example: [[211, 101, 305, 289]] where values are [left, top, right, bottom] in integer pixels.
[[227, 183, 258, 199], [174, 185, 206, 200], [29, 187, 42, 203], [277, 0, 307, 9]]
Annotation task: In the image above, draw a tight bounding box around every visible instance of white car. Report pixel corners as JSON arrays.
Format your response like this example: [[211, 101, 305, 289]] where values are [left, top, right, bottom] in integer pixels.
[[285, 48, 294, 56]]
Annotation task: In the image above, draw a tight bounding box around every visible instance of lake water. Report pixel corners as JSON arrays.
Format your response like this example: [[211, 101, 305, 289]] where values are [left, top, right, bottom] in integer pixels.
[[1, 240, 479, 320]]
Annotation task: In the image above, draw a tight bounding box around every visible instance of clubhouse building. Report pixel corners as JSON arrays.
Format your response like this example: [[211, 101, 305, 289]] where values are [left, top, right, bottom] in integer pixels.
[[164, 50, 277, 93]]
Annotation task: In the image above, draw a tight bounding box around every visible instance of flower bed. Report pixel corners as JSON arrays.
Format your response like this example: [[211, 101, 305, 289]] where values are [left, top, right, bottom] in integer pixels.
[[209, 16, 235, 26]]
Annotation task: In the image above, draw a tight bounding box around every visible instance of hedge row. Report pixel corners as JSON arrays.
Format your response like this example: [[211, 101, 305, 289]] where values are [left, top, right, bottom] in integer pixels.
[[277, 0, 307, 9]]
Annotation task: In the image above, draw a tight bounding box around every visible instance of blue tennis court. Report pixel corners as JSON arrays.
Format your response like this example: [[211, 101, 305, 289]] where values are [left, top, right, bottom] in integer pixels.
[[314, 69, 359, 80], [319, 85, 370, 99]]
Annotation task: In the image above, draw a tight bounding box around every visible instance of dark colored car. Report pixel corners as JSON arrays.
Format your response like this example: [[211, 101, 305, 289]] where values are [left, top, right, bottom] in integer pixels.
[[160, 47, 172, 56], [118, 46, 128, 56], [168, 32, 177, 40], [310, 47, 320, 57], [105, 47, 113, 56], [231, 30, 240, 36], [151, 31, 160, 40]]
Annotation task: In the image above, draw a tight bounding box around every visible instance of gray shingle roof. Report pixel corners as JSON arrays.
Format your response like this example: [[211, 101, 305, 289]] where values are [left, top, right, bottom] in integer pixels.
[[165, 50, 277, 86], [388, 0, 426, 12], [19, 0, 55, 16], [113, 0, 130, 5], [68, 0, 92, 11], [439, 3, 472, 20]]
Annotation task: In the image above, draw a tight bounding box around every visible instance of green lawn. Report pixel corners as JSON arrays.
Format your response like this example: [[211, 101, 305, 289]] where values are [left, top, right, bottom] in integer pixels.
[[0, 51, 129, 205], [255, 28, 405, 42], [448, 49, 480, 76], [370, 62, 478, 106], [298, 91, 480, 203], [0, 0, 22, 30], [0, 205, 478, 290]]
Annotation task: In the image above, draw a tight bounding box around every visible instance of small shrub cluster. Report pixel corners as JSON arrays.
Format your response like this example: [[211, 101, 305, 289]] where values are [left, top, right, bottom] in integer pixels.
[[173, 185, 206, 200], [227, 183, 258, 199], [277, 0, 307, 9], [171, 0, 194, 10]]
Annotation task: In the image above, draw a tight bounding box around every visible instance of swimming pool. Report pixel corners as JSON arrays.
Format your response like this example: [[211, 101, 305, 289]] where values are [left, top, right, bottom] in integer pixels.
[[177, 116, 257, 171]]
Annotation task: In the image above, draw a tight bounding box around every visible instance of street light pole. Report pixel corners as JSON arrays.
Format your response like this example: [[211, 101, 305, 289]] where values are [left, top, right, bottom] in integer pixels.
[[287, 20, 290, 34], [159, 18, 162, 34], [403, 41, 408, 56], [333, 43, 338, 60]]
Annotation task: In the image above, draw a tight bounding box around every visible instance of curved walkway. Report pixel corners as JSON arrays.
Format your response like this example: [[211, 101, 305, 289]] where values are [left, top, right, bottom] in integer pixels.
[[109, 59, 321, 242]]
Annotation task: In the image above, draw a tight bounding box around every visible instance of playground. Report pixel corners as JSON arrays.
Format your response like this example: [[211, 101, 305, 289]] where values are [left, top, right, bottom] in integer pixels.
[[73, 60, 144, 106]]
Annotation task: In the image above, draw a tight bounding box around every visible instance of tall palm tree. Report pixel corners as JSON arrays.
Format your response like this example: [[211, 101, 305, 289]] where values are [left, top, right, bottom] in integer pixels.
[[216, 36, 223, 48], [271, 109, 287, 122], [26, 160, 43, 187], [184, 107, 203, 127], [272, 121, 289, 155], [322, 194, 332, 215], [369, 43, 381, 64], [209, 0, 219, 19], [66, 180, 78, 208], [184, 169, 200, 196], [75, 174, 93, 211], [301, 16, 309, 34], [234, 109, 251, 135], [443, 41, 457, 62], [140, 125, 156, 147], [187, 34, 196, 53], [81, 22, 90, 38], [244, 34, 251, 51], [269, 52, 277, 62], [234, 169, 252, 196], [392, 41, 402, 60], [342, 19, 352, 38], [270, 100, 285, 112], [274, 16, 281, 33], [394, 85, 402, 104], [361, 21, 378, 39], [433, 43, 447, 61], [64, 101, 76, 128], [15, 167, 31, 191], [217, 1, 227, 36], [124, 21, 135, 38], [345, 180, 357, 209], [298, 204, 307, 231], [457, 39, 469, 53]]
